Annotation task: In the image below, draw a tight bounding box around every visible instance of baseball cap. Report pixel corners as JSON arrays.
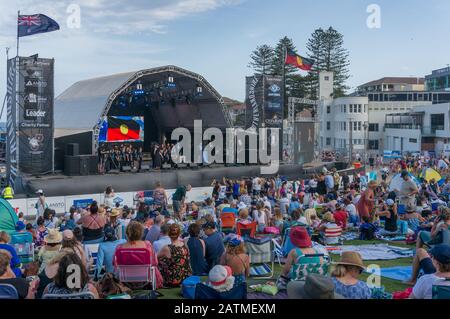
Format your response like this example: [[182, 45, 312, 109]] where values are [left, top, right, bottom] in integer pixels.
[[385, 199, 395, 206], [430, 244, 450, 265]]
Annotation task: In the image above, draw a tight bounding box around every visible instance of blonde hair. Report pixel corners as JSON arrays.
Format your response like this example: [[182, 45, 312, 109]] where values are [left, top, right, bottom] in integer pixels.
[[322, 212, 335, 223], [238, 208, 249, 220], [304, 209, 317, 226], [274, 208, 283, 220], [0, 231, 10, 244]]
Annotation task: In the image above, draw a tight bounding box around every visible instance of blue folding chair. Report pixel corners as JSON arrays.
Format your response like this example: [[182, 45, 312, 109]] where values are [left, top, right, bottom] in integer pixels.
[[0, 284, 19, 299], [397, 204, 406, 215], [432, 278, 450, 299], [194, 282, 247, 299]]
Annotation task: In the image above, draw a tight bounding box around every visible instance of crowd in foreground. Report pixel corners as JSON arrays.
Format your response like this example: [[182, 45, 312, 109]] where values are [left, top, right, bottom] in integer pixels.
[[1, 155, 450, 299]]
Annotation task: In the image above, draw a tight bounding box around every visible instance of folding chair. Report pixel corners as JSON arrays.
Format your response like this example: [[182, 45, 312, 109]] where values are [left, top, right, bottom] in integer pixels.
[[0, 284, 19, 299], [84, 243, 100, 278], [220, 212, 236, 234], [237, 221, 257, 238], [42, 291, 96, 299], [13, 242, 34, 264], [245, 237, 274, 279], [114, 248, 157, 291], [194, 282, 247, 299], [432, 278, 450, 299], [291, 253, 331, 281], [271, 238, 284, 266], [398, 204, 406, 215]]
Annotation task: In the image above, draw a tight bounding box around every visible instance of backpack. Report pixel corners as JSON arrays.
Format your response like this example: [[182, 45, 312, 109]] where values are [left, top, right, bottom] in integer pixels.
[[359, 223, 377, 240]]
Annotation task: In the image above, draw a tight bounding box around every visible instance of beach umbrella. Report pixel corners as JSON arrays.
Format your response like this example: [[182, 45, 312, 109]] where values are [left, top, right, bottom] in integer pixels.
[[419, 168, 442, 183], [389, 173, 420, 192]]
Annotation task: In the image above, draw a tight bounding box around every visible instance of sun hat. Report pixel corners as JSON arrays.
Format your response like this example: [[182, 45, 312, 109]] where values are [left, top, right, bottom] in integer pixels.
[[287, 273, 344, 299], [430, 244, 450, 265], [385, 199, 395, 206], [333, 251, 365, 270], [110, 208, 121, 217], [15, 221, 26, 231], [289, 226, 312, 249], [36, 189, 44, 194], [62, 229, 74, 240], [44, 252, 67, 279], [237, 202, 247, 210], [44, 229, 62, 244], [208, 265, 234, 291]]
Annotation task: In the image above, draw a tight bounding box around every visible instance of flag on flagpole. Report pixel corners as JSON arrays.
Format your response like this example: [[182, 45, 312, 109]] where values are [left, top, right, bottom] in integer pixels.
[[18, 14, 60, 38], [285, 49, 314, 71]]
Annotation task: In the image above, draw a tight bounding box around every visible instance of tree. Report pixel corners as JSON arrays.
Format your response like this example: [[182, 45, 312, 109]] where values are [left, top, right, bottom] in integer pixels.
[[248, 44, 274, 75], [306, 27, 350, 97]]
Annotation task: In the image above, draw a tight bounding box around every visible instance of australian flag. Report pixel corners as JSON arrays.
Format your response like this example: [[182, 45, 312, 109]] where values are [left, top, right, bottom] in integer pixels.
[[18, 14, 60, 38]]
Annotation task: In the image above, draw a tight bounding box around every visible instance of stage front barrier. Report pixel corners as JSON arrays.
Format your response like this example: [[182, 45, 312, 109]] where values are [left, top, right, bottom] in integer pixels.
[[8, 186, 213, 218]]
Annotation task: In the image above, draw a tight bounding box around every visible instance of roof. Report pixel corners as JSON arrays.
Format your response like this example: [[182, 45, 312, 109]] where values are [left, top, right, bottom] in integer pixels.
[[54, 66, 231, 132], [358, 77, 425, 88]]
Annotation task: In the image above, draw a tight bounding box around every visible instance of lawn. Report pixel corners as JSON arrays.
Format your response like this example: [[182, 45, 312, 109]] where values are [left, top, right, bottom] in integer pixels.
[[158, 239, 414, 299]]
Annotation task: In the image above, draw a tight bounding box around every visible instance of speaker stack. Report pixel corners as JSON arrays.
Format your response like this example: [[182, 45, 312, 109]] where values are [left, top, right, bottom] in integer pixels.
[[64, 143, 98, 176]]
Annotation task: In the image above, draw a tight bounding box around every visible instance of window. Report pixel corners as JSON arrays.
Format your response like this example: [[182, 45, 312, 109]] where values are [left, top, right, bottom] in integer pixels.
[[358, 104, 362, 113], [349, 104, 353, 113], [343, 105, 347, 113], [364, 104, 367, 113], [324, 76, 330, 81], [327, 122, 331, 130], [343, 122, 347, 131], [368, 140, 379, 150], [327, 106, 331, 114], [326, 138, 331, 146], [409, 138, 418, 143], [358, 122, 362, 131], [369, 123, 379, 132], [353, 122, 358, 131]]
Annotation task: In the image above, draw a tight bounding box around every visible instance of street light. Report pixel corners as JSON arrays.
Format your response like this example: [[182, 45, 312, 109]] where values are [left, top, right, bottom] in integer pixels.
[[363, 122, 369, 165]]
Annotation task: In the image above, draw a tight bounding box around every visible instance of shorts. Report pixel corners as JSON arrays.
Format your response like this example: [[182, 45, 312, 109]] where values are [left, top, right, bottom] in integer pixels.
[[172, 200, 182, 213], [419, 257, 436, 274]]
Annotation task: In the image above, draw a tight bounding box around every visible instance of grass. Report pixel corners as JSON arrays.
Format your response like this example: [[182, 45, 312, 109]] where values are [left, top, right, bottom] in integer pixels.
[[157, 239, 415, 299]]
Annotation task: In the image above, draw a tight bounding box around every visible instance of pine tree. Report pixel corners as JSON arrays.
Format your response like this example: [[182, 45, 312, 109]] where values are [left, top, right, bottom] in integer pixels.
[[248, 44, 274, 75], [306, 27, 350, 97]]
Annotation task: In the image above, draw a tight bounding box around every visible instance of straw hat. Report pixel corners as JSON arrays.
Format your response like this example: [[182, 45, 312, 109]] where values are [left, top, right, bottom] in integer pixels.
[[333, 251, 365, 270], [44, 229, 62, 244], [110, 208, 121, 217]]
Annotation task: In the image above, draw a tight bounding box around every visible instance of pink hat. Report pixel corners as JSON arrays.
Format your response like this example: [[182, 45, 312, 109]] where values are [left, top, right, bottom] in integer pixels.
[[290, 226, 312, 249]]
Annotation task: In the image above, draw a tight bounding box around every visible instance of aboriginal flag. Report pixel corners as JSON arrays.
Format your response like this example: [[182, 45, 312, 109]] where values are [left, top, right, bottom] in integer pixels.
[[285, 50, 314, 71], [107, 117, 141, 142]]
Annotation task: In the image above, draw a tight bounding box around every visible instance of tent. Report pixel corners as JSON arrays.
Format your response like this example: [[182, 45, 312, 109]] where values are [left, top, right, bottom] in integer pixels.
[[0, 199, 19, 234], [389, 173, 420, 192], [419, 168, 442, 183]]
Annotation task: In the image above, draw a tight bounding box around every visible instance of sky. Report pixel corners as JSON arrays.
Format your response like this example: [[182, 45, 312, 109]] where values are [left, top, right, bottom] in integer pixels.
[[1, 0, 450, 121]]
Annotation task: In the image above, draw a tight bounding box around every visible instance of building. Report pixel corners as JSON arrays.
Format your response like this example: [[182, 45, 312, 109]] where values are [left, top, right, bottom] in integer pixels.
[[357, 77, 425, 94], [384, 103, 450, 155], [223, 97, 246, 126], [425, 67, 450, 91]]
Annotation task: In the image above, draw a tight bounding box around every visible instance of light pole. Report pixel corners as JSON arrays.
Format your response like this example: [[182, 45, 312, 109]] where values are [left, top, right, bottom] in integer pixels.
[[363, 122, 368, 165]]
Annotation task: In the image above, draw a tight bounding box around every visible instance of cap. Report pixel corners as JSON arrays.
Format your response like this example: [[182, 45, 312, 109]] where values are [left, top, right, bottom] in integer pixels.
[[430, 244, 450, 265]]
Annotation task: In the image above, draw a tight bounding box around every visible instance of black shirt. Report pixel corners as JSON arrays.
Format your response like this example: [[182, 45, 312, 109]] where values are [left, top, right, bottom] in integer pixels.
[[385, 208, 398, 232], [0, 278, 29, 299]]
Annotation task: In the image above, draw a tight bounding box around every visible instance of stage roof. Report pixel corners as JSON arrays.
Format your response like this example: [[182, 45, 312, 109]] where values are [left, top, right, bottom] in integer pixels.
[[55, 65, 232, 132]]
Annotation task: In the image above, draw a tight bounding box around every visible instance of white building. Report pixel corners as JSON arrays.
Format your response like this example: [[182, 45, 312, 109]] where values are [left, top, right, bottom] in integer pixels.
[[384, 103, 450, 155]]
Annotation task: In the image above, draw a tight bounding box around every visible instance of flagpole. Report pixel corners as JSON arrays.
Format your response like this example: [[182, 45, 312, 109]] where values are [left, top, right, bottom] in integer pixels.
[[16, 10, 20, 57]]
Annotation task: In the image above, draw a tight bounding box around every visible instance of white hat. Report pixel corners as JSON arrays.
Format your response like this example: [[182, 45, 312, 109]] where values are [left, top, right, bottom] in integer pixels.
[[208, 265, 235, 292], [385, 199, 395, 206], [36, 189, 44, 194], [237, 202, 247, 210]]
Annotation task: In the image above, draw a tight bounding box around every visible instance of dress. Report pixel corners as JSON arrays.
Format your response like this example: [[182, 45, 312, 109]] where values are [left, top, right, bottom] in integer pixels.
[[356, 189, 374, 219], [187, 237, 208, 276], [158, 244, 192, 287]]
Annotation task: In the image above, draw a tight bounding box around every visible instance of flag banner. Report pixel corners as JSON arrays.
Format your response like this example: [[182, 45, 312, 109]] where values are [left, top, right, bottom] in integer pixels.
[[18, 14, 60, 38], [263, 75, 284, 128], [105, 116, 144, 142], [285, 50, 314, 71]]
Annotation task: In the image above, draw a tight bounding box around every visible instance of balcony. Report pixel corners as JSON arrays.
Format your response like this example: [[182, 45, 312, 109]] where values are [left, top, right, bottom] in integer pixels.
[[384, 123, 422, 130], [384, 124, 445, 136], [422, 126, 445, 136]]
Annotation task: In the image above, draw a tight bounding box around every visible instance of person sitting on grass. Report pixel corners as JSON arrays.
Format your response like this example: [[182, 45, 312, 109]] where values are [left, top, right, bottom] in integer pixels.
[[358, 216, 377, 241], [186, 223, 208, 276], [331, 251, 371, 299], [402, 204, 425, 234], [416, 207, 450, 250], [375, 199, 398, 234], [318, 212, 342, 245], [220, 234, 249, 285], [409, 244, 450, 299], [207, 265, 235, 293], [202, 221, 225, 271], [333, 203, 349, 230]]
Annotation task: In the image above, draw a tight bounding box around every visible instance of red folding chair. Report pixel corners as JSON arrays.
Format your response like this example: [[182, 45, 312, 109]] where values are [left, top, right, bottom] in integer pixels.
[[220, 213, 236, 233], [236, 221, 257, 238]]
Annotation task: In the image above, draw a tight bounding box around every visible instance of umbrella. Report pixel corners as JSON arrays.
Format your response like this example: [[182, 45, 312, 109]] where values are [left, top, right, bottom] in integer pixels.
[[419, 168, 442, 183], [389, 173, 420, 192]]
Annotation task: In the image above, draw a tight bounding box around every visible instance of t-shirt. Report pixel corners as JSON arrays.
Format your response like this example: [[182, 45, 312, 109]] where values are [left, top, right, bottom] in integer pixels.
[[332, 278, 371, 299], [412, 274, 450, 299], [279, 198, 290, 215], [172, 186, 187, 201], [400, 179, 418, 198], [0, 278, 29, 299], [288, 201, 301, 215], [333, 210, 348, 229], [325, 175, 334, 190], [204, 231, 225, 269], [345, 204, 357, 216]]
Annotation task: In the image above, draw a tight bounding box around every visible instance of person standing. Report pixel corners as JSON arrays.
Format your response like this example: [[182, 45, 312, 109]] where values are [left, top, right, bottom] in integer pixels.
[[1, 184, 14, 200], [398, 170, 419, 207], [356, 181, 377, 221], [35, 190, 48, 222], [172, 184, 192, 217]]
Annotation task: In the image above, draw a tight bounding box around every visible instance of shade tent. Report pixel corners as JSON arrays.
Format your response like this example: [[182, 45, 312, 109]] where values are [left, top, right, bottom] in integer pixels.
[[0, 199, 19, 234], [389, 173, 420, 192], [419, 168, 442, 183]]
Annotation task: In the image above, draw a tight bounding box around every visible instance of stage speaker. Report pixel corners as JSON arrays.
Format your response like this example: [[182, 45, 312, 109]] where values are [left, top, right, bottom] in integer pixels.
[[122, 166, 132, 172], [177, 164, 187, 169], [162, 164, 172, 169], [66, 143, 79, 156], [140, 164, 150, 171], [64, 155, 98, 176]]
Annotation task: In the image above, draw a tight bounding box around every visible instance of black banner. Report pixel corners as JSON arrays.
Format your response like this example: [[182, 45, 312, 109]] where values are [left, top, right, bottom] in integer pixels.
[[6, 59, 18, 187], [15, 56, 54, 175], [245, 75, 263, 130], [263, 75, 283, 128], [294, 121, 315, 165]]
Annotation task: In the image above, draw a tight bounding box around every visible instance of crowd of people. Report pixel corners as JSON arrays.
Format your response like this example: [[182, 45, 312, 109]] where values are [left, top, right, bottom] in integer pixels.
[[98, 143, 144, 173], [1, 153, 450, 299]]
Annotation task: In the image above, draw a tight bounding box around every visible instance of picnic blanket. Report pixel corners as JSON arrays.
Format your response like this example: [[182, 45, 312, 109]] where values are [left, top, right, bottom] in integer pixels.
[[369, 266, 412, 282], [247, 291, 288, 300], [329, 244, 413, 260]]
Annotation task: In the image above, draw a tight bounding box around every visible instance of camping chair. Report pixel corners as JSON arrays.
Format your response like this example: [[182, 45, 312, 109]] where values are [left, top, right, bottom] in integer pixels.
[[245, 237, 274, 279], [271, 238, 284, 266], [84, 243, 100, 279], [13, 242, 34, 264], [236, 221, 257, 238], [397, 204, 406, 215], [220, 212, 236, 234], [42, 291, 96, 299], [114, 248, 156, 291], [194, 282, 247, 299], [432, 278, 450, 299], [291, 253, 331, 281], [281, 228, 295, 257], [0, 284, 19, 299]]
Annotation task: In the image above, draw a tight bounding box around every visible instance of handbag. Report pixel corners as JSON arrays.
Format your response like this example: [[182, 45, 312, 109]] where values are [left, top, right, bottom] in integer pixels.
[[95, 273, 131, 299]]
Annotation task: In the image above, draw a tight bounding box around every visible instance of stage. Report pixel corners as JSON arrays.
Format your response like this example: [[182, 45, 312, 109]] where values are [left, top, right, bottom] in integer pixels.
[[16, 162, 347, 198]]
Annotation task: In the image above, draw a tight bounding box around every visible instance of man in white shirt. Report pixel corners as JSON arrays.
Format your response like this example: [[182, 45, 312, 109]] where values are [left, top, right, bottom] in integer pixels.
[[279, 194, 290, 217], [344, 197, 358, 226], [153, 224, 172, 253], [252, 177, 261, 196]]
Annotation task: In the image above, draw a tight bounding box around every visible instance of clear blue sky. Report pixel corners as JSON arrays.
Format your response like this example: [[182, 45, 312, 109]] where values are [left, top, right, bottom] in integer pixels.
[[1, 0, 450, 121]]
